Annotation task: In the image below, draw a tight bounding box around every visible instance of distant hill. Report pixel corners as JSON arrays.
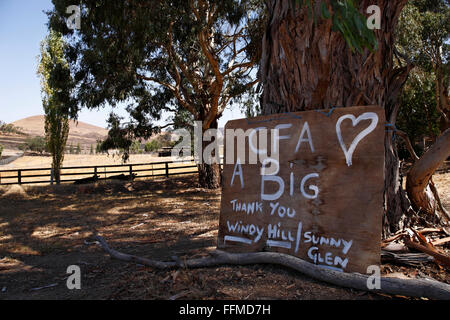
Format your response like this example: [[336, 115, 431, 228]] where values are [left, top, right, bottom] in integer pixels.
[[12, 115, 108, 148]]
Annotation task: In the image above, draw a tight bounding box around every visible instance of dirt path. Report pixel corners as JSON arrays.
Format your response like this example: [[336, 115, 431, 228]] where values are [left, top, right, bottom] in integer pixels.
[[0, 175, 447, 300]]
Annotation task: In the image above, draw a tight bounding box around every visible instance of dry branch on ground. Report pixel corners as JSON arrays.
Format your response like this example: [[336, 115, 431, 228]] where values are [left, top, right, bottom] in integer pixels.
[[94, 235, 450, 300]]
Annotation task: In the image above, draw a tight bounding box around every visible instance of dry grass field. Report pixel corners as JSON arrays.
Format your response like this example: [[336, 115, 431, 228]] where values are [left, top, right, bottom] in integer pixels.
[[0, 154, 198, 185], [2, 154, 172, 169], [433, 173, 450, 210]]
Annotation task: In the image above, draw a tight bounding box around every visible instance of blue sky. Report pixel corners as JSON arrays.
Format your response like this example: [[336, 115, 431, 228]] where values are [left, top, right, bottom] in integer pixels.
[[0, 0, 244, 129]]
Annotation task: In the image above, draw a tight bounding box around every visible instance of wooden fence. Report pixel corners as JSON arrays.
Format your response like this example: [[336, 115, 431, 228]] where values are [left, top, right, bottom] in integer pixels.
[[0, 159, 210, 186]]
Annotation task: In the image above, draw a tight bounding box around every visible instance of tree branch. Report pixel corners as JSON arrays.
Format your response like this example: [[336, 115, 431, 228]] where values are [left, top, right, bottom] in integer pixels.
[[396, 129, 419, 162], [93, 235, 450, 300], [407, 128, 450, 215], [137, 74, 198, 119]]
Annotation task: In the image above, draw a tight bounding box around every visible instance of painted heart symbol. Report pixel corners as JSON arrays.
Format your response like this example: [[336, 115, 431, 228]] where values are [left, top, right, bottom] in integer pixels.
[[336, 112, 379, 167]]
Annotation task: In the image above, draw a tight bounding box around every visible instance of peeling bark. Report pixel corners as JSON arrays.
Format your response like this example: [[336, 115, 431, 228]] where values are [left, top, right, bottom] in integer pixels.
[[406, 128, 450, 217], [259, 0, 411, 236], [198, 119, 221, 189]]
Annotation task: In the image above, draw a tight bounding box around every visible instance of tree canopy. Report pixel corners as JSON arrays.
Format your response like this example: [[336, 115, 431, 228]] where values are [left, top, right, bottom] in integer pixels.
[[396, 0, 449, 156], [37, 30, 74, 183], [48, 0, 265, 140]]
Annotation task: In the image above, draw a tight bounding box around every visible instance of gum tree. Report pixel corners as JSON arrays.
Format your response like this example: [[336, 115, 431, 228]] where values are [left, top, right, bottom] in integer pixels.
[[260, 0, 413, 235], [48, 0, 265, 189], [259, 0, 450, 235]]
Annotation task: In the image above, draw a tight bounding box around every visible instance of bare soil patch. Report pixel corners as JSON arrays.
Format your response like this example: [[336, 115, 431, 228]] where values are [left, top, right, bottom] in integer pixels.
[[0, 174, 448, 300]]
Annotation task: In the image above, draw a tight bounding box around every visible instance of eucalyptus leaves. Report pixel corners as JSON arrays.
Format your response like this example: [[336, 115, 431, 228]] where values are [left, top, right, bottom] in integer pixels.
[[293, 0, 379, 53]]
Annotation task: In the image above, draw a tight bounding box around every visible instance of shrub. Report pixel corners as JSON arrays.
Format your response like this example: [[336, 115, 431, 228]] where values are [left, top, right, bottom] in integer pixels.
[[0, 121, 25, 135], [130, 140, 142, 154], [22, 136, 47, 154], [145, 140, 161, 152]]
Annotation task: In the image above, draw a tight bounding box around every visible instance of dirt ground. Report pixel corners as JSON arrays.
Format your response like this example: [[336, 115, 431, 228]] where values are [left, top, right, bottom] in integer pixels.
[[0, 174, 448, 300]]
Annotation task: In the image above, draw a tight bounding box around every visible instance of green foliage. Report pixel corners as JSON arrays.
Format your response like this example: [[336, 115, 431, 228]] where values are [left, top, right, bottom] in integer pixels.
[[396, 0, 449, 159], [98, 113, 133, 160], [397, 73, 441, 146], [157, 132, 175, 148], [0, 122, 25, 135], [21, 136, 48, 154], [144, 140, 161, 153], [38, 30, 75, 182], [0, 144, 3, 158], [96, 141, 103, 154], [396, 0, 450, 72], [48, 0, 265, 159], [294, 0, 378, 53], [90, 144, 94, 155], [75, 143, 81, 154], [130, 140, 142, 154]]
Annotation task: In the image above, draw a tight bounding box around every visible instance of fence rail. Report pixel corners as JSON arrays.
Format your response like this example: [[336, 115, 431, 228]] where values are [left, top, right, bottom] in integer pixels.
[[0, 159, 213, 186]]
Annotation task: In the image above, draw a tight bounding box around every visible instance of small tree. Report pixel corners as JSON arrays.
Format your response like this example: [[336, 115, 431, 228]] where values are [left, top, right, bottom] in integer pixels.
[[96, 140, 103, 154], [130, 140, 141, 154], [0, 144, 4, 158], [23, 136, 47, 154], [0, 122, 25, 135], [38, 30, 74, 184], [145, 140, 161, 153], [76, 143, 81, 154], [397, 72, 441, 157]]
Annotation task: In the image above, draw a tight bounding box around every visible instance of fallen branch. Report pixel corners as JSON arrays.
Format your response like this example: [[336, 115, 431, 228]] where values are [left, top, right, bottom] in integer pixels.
[[396, 129, 419, 162], [30, 283, 58, 291], [432, 237, 450, 246], [404, 237, 450, 268], [94, 235, 450, 300], [381, 250, 434, 266], [382, 228, 444, 246]]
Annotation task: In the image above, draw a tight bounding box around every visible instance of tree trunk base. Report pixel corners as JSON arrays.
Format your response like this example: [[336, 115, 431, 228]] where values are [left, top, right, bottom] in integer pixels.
[[198, 163, 221, 189]]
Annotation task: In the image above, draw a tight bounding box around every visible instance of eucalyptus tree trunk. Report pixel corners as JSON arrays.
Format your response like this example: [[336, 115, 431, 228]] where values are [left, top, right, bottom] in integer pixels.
[[198, 118, 221, 189], [259, 0, 410, 237]]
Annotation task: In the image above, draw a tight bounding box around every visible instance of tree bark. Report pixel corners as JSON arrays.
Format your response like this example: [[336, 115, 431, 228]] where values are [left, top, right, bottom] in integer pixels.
[[197, 118, 221, 189], [198, 163, 221, 189], [259, 0, 410, 236], [406, 128, 450, 217]]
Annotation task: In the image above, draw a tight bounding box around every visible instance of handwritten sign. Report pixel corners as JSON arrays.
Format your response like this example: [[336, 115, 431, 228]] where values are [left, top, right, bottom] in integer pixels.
[[218, 106, 385, 273]]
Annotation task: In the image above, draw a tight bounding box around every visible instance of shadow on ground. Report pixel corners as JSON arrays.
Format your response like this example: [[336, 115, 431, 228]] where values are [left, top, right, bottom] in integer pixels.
[[0, 175, 386, 300]]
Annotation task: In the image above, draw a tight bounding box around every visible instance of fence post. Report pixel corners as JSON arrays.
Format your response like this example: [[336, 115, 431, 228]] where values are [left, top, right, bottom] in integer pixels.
[[50, 168, 54, 185], [94, 166, 97, 176], [18, 170, 21, 185], [165, 162, 169, 178], [129, 165, 133, 177]]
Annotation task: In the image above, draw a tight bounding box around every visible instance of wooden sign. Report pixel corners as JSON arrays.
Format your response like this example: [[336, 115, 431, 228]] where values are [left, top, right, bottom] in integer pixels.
[[218, 106, 385, 274]]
